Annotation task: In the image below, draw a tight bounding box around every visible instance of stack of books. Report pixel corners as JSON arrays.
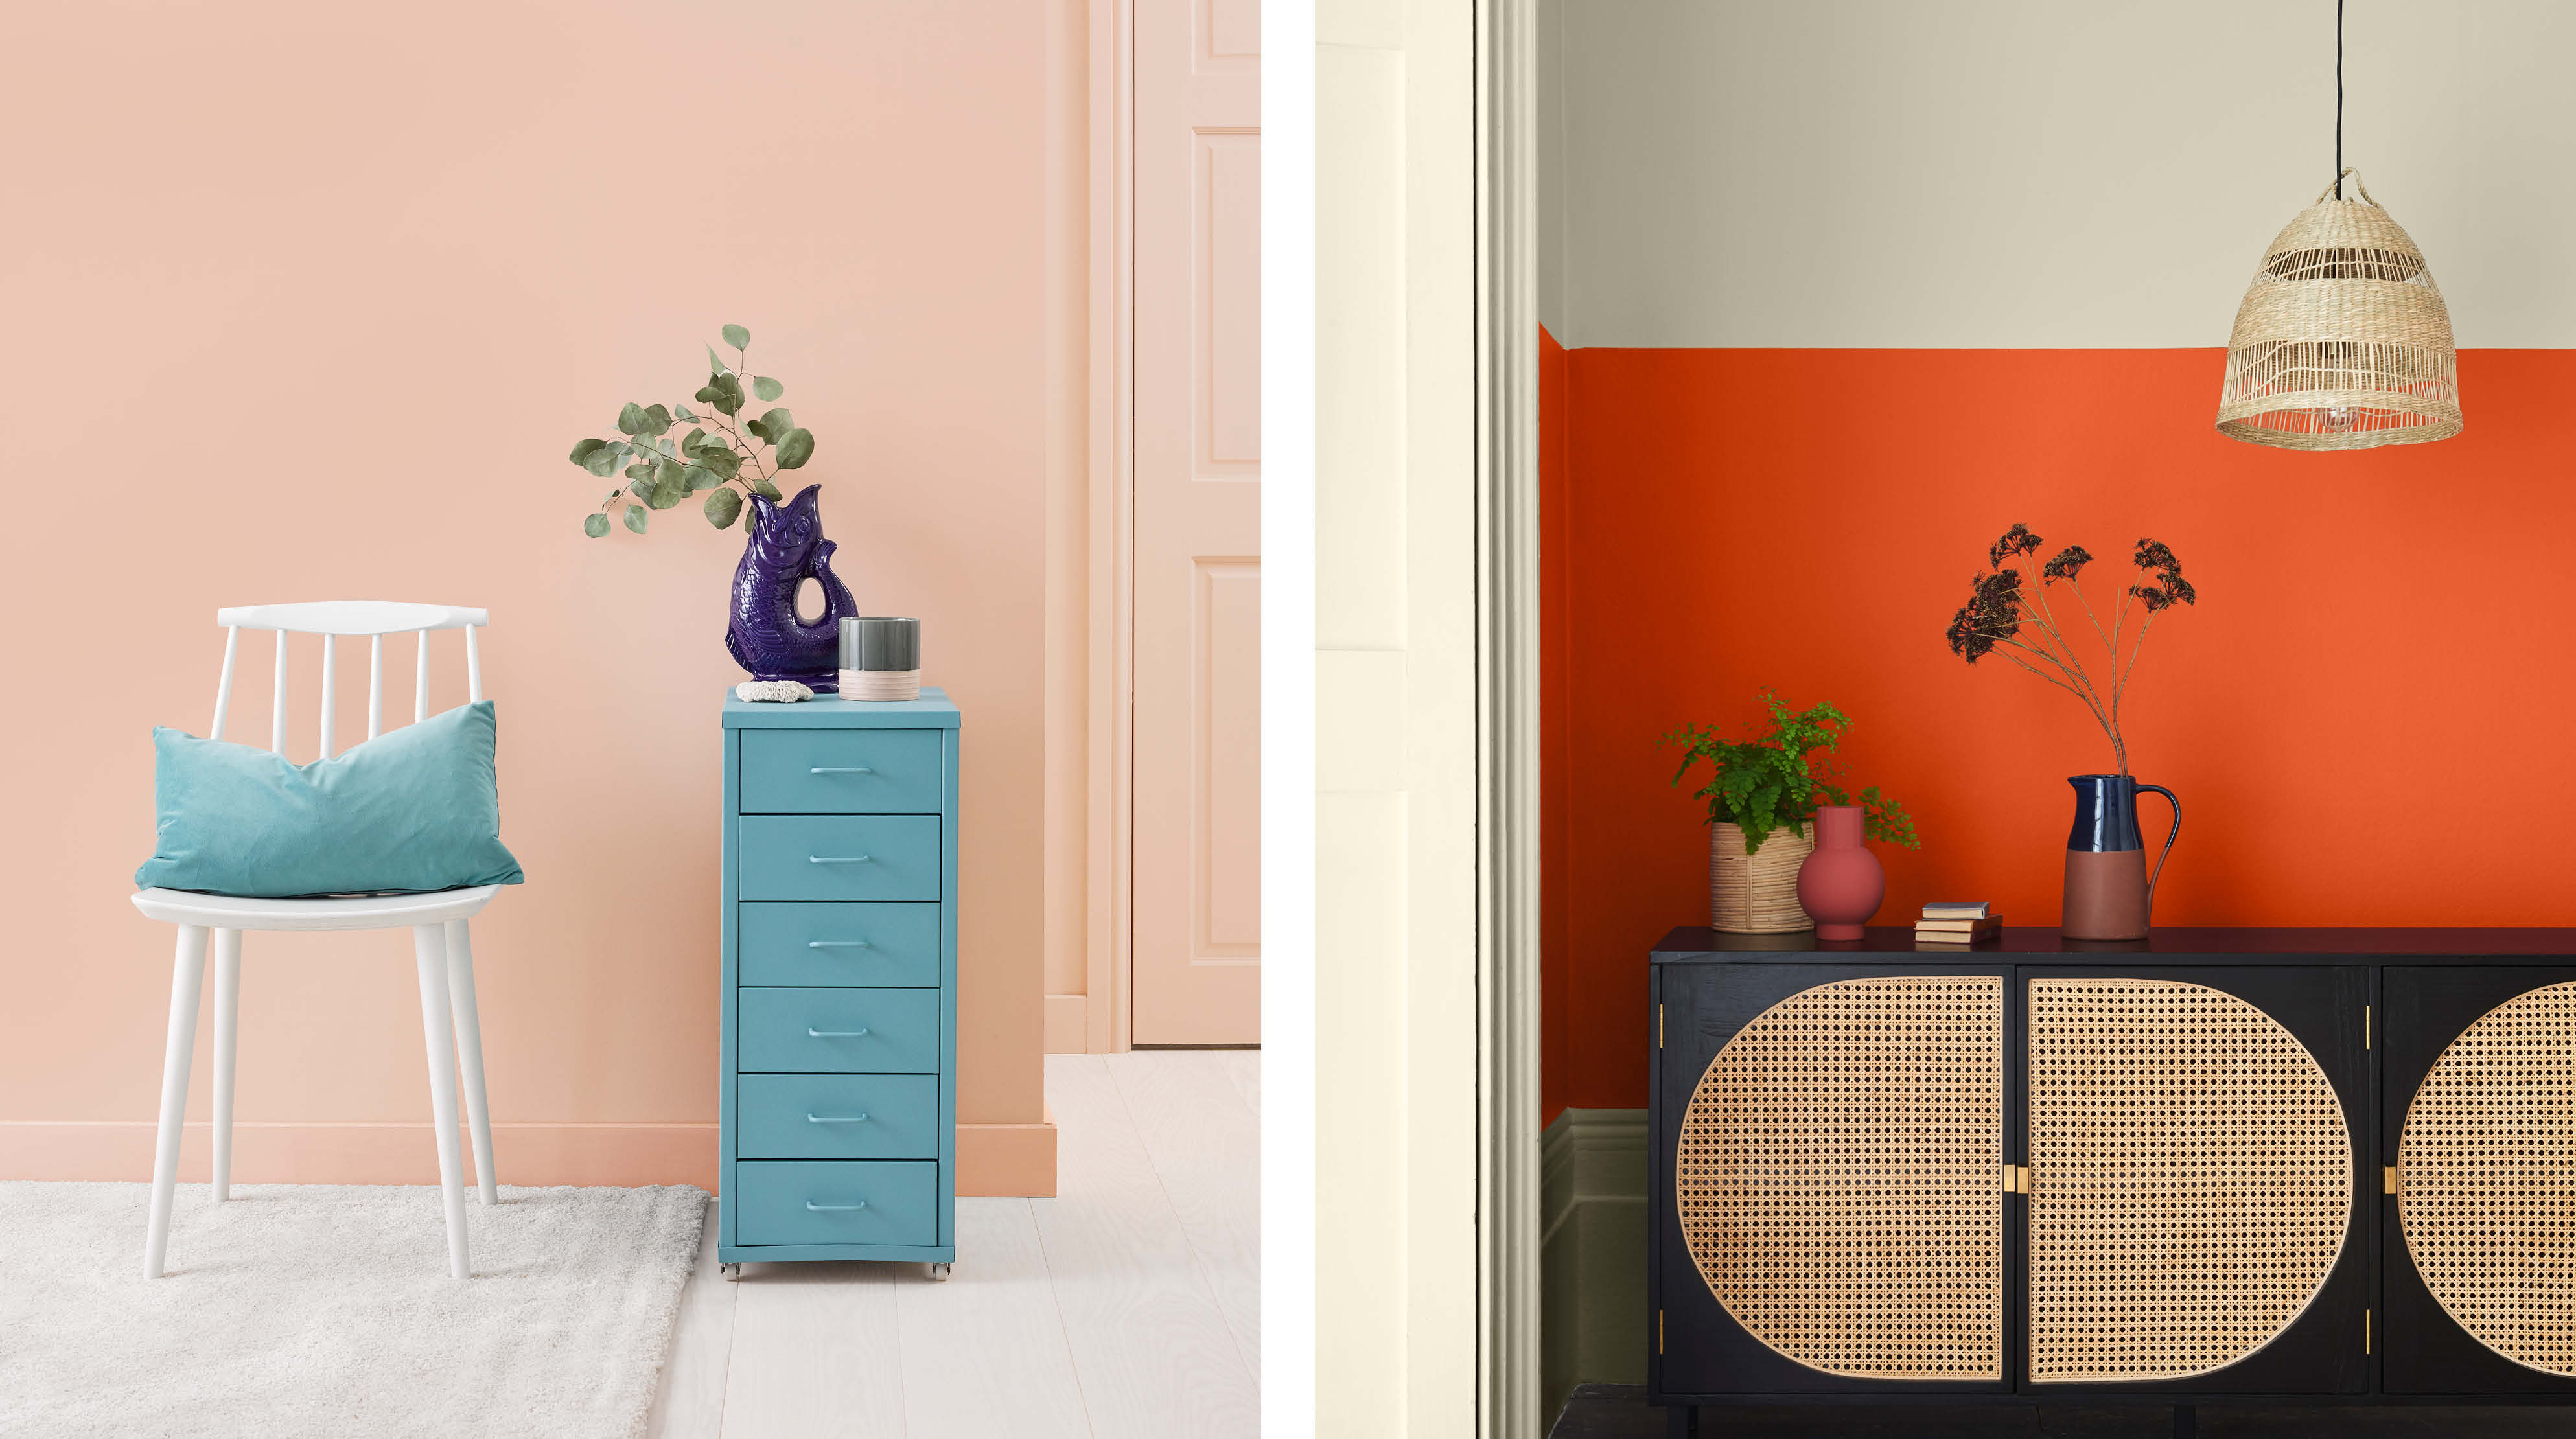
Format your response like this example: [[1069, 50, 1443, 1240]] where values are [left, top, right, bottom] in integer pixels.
[[1916, 902, 2000, 947]]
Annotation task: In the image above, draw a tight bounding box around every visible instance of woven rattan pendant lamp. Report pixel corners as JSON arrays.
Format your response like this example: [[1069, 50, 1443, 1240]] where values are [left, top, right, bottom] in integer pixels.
[[2215, 1, 2461, 450]]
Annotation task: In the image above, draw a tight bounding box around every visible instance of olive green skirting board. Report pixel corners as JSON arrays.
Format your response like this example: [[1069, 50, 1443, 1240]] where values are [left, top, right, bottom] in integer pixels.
[[1544, 1107, 1649, 1415]]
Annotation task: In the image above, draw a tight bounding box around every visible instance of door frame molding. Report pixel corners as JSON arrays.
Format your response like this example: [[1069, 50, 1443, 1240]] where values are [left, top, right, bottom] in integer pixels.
[[1082, 0, 1137, 1053], [1476, 0, 1544, 1431]]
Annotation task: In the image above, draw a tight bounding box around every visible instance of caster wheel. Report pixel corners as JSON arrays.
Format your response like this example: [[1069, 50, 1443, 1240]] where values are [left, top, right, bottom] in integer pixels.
[[927, 1261, 953, 1282], [719, 1263, 742, 1282]]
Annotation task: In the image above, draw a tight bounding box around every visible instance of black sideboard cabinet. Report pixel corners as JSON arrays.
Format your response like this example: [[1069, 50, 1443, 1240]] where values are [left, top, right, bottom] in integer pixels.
[[1647, 928, 2576, 1437]]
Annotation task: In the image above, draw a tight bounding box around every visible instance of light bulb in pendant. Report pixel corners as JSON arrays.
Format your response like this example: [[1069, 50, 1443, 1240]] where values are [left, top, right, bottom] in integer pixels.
[[2323, 405, 2354, 433]]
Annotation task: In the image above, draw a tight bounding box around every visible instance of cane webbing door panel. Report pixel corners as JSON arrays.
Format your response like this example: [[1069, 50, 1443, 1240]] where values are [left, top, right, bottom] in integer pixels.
[[2384, 967, 2576, 1395], [2025, 974, 2355, 1386], [1651, 963, 2013, 1396], [2017, 966, 2368, 1395]]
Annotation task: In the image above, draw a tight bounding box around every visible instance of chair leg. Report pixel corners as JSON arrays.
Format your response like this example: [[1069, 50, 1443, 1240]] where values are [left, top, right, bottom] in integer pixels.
[[210, 929, 242, 1203], [410, 925, 471, 1279], [146, 926, 209, 1279], [444, 919, 498, 1205]]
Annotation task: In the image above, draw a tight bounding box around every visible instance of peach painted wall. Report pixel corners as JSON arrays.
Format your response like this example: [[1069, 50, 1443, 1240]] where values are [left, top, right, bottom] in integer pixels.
[[0, 0, 1064, 1193]]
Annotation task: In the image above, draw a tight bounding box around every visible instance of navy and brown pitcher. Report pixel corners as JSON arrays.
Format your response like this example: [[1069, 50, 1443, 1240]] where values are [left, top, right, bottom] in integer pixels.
[[2063, 774, 2179, 941]]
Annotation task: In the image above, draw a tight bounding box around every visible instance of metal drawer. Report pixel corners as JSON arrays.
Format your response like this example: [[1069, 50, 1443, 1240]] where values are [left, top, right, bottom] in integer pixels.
[[737, 816, 942, 901], [740, 729, 942, 814]]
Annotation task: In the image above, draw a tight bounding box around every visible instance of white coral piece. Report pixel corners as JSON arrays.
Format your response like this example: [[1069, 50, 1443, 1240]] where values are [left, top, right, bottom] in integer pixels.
[[734, 680, 815, 704]]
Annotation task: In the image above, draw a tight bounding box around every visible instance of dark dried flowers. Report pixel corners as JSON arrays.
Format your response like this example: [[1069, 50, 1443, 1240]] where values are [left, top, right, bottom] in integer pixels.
[[1945, 524, 2201, 777]]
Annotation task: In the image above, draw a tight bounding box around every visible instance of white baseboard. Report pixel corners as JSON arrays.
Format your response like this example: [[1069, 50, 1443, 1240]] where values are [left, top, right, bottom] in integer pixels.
[[1541, 1107, 1647, 1416]]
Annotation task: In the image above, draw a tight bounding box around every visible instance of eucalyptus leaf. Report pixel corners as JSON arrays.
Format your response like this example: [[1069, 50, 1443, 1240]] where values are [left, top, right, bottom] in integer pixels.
[[683, 427, 714, 456], [758, 407, 793, 440], [752, 375, 783, 402], [703, 486, 743, 529], [583, 512, 610, 538], [694, 381, 721, 404], [624, 462, 652, 481], [744, 504, 760, 537], [750, 477, 783, 501], [684, 463, 718, 492], [643, 403, 673, 436], [568, 437, 608, 465], [623, 504, 648, 535], [774, 428, 815, 469], [675, 404, 697, 421], [712, 372, 743, 417], [583, 448, 617, 476], [655, 456, 684, 489], [721, 323, 750, 350], [706, 344, 727, 376], [602, 489, 623, 505], [698, 448, 740, 480], [745, 418, 772, 444], [617, 402, 647, 435]]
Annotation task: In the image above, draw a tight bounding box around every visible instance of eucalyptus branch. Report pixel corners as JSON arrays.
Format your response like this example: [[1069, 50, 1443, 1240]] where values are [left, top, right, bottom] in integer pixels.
[[564, 324, 817, 537]]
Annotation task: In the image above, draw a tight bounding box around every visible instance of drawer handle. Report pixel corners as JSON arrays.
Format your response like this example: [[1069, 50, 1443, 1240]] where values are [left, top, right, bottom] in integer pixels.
[[809, 766, 875, 774], [807, 1026, 872, 1038], [806, 1200, 869, 1212], [809, 855, 872, 864], [808, 939, 873, 949], [807, 1112, 871, 1124]]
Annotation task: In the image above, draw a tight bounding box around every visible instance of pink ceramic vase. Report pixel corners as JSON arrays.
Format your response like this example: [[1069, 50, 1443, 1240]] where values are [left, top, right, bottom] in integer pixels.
[[1795, 805, 1885, 941]]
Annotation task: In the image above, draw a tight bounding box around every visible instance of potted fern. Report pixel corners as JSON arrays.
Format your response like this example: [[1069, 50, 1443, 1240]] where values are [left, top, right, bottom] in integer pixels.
[[1666, 693, 1918, 934]]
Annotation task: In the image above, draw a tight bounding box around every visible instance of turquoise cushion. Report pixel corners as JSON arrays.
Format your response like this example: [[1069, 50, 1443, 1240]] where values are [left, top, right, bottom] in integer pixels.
[[135, 700, 525, 897]]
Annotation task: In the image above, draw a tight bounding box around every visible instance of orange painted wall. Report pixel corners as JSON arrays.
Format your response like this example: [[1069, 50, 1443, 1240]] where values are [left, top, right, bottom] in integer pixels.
[[1541, 335, 2576, 1120], [0, 0, 1065, 1193]]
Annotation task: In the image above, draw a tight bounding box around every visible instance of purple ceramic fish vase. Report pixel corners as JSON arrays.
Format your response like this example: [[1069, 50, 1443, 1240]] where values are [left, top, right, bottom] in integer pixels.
[[726, 485, 860, 689]]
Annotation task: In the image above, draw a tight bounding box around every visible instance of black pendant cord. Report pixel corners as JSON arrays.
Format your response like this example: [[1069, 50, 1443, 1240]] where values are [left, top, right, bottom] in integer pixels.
[[2334, 0, 2345, 198]]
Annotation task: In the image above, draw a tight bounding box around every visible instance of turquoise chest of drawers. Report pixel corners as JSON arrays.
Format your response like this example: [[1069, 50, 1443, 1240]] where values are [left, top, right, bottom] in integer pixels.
[[719, 688, 958, 1278]]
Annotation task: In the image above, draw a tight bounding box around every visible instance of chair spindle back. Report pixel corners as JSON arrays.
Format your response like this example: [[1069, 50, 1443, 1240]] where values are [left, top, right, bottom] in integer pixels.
[[208, 602, 491, 761]]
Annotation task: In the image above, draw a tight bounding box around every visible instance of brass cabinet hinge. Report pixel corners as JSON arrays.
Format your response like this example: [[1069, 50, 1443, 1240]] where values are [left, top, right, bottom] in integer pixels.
[[1658, 1004, 1665, 1049], [2385, 1166, 2398, 1195], [2001, 1164, 2030, 1194], [2365, 1004, 2372, 1050], [1658, 1309, 1665, 1354], [2366, 1309, 2373, 1355]]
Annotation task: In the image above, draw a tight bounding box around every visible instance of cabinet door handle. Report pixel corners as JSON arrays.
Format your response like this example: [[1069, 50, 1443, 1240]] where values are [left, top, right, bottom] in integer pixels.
[[807, 1112, 871, 1124], [807, 1027, 872, 1039], [807, 940, 873, 949], [805, 1200, 869, 1212], [809, 766, 874, 774], [809, 855, 872, 864]]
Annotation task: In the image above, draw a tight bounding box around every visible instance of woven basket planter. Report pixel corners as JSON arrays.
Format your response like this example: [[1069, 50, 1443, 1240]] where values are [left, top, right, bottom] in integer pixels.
[[2215, 168, 2460, 451], [1708, 822, 1813, 934]]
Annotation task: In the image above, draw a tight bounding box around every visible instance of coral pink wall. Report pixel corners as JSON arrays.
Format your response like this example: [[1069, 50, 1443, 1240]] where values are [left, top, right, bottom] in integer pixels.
[[0, 0, 1060, 1191], [1540, 334, 2576, 1122]]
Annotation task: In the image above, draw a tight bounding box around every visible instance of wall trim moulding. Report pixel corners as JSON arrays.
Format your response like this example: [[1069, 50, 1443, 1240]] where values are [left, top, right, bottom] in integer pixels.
[[1084, 0, 1138, 1054], [1540, 1107, 1648, 1416]]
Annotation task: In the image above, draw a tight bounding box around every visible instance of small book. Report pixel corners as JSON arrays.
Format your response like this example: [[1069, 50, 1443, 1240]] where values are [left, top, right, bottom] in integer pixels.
[[1921, 901, 1990, 919], [1915, 915, 2002, 933], [1915, 921, 2001, 945]]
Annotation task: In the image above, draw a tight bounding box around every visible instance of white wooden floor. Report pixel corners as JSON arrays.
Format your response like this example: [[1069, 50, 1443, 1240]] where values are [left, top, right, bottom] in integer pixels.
[[647, 1051, 1260, 1438]]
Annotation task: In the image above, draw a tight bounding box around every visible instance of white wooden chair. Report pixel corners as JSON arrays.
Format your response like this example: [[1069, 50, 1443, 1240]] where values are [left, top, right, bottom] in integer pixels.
[[132, 601, 503, 1280]]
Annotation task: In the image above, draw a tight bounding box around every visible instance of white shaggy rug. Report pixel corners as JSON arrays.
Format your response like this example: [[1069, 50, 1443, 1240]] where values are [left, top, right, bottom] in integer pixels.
[[0, 1182, 706, 1439]]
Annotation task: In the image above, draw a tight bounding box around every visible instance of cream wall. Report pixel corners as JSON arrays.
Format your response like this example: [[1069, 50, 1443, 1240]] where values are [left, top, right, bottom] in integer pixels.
[[0, 0, 1077, 1194], [1544, 0, 2576, 348], [1317, 0, 1479, 1433]]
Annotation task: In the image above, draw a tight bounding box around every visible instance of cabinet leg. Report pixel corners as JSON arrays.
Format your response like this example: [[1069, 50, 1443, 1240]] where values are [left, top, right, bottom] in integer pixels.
[[2172, 1403, 2195, 1439], [1665, 1401, 1697, 1438]]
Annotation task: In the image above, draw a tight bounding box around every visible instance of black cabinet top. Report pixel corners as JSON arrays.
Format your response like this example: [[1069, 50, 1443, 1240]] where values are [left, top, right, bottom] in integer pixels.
[[1649, 925, 2576, 962]]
